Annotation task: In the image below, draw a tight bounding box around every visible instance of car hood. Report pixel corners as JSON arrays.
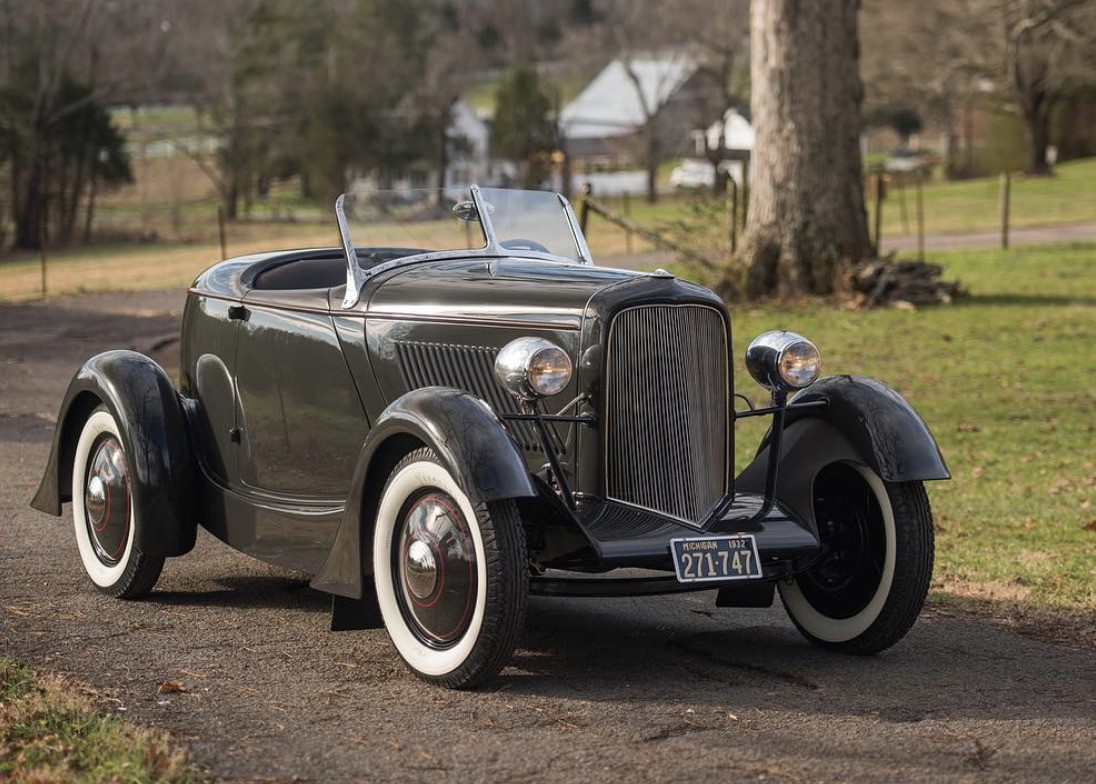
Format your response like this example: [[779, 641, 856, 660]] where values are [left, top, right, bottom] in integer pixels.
[[365, 257, 644, 330]]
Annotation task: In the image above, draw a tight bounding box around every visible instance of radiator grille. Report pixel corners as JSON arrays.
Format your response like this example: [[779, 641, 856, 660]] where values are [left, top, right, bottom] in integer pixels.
[[395, 341, 540, 451], [605, 304, 729, 523]]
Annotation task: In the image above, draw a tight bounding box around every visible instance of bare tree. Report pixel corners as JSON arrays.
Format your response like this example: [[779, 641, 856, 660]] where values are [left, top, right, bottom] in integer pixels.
[[1000, 0, 1096, 175], [0, 0, 163, 249], [862, 0, 996, 177], [663, 0, 750, 192], [401, 28, 483, 199], [736, 0, 872, 298]]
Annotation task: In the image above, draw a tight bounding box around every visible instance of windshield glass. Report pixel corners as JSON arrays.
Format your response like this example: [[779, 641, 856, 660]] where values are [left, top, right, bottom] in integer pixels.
[[339, 188, 486, 259], [478, 187, 583, 262], [338, 186, 585, 267]]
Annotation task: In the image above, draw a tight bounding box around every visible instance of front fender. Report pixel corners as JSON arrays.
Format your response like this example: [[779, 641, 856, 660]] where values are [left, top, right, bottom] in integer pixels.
[[311, 386, 536, 599], [737, 376, 948, 534], [785, 375, 949, 482], [29, 350, 198, 557]]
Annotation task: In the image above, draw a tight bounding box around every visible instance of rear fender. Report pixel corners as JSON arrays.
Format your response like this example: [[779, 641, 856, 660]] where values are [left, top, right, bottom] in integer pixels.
[[311, 386, 536, 601], [29, 350, 198, 557]]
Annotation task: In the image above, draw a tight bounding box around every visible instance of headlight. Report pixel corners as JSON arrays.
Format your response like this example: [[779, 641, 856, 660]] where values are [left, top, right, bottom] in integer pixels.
[[745, 331, 821, 392], [495, 337, 573, 400]]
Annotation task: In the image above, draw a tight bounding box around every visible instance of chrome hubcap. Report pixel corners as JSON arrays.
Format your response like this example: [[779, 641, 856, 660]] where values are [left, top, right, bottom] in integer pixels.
[[86, 475, 107, 525], [405, 539, 438, 599], [394, 492, 477, 647], [84, 435, 131, 566]]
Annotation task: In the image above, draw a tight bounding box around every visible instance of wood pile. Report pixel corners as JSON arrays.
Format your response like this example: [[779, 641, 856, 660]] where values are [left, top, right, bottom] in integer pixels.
[[849, 256, 964, 309]]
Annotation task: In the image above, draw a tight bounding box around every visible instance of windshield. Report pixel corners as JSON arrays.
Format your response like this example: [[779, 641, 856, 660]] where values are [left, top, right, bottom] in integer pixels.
[[337, 186, 587, 267], [338, 188, 487, 257], [477, 187, 584, 262]]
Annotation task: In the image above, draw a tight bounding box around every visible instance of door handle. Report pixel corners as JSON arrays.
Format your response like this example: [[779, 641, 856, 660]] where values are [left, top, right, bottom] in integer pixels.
[[228, 305, 249, 321]]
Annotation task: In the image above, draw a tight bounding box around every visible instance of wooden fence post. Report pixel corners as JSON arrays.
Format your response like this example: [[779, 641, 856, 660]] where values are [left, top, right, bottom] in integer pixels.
[[999, 171, 1011, 250], [38, 207, 48, 299], [915, 169, 925, 262], [579, 183, 592, 235], [873, 172, 885, 251], [727, 177, 738, 254], [622, 190, 633, 254]]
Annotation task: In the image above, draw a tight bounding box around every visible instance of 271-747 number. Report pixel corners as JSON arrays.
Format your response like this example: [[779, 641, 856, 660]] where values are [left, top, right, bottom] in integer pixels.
[[670, 535, 763, 583]]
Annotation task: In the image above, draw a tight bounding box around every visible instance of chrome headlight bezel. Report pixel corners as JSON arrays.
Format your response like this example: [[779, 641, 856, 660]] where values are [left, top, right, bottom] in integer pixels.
[[495, 337, 573, 401], [745, 330, 821, 392]]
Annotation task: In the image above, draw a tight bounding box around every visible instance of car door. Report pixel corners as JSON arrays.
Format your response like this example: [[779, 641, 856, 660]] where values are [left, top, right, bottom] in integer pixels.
[[234, 288, 368, 498]]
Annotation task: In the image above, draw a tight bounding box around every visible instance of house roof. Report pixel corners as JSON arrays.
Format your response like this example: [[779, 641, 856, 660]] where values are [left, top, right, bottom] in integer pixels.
[[560, 53, 697, 141]]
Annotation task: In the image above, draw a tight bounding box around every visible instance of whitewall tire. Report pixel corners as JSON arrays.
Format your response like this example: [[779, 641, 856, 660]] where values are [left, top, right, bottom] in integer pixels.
[[780, 462, 934, 654], [372, 448, 527, 688], [71, 407, 164, 598]]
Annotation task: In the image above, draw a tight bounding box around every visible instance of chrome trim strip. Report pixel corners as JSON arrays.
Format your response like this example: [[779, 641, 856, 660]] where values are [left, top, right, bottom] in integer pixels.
[[187, 289, 582, 329], [367, 312, 581, 330]]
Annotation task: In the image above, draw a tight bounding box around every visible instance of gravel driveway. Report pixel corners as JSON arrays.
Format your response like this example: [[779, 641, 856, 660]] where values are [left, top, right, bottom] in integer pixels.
[[1, 290, 1093, 783]]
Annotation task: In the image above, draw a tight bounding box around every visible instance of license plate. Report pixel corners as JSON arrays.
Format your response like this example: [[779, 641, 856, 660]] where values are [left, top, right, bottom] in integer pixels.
[[670, 535, 763, 583]]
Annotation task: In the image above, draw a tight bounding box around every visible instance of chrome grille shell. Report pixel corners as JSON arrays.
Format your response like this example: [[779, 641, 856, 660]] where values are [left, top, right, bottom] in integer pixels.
[[603, 304, 730, 525]]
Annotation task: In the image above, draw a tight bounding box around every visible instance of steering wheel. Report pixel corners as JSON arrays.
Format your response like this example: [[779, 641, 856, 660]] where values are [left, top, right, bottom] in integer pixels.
[[500, 238, 551, 253]]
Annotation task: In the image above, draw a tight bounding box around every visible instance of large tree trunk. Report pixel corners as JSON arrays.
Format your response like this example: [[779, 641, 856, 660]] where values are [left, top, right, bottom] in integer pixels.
[[737, 0, 872, 298]]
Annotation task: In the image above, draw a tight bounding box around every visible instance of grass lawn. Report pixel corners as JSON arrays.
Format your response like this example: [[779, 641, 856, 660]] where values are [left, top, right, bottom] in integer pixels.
[[729, 242, 1096, 622], [0, 658, 207, 783], [874, 157, 1096, 238]]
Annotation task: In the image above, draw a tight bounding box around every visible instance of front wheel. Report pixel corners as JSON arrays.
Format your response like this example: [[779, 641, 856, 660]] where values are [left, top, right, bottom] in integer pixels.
[[780, 462, 934, 654], [372, 448, 528, 689], [71, 406, 164, 598]]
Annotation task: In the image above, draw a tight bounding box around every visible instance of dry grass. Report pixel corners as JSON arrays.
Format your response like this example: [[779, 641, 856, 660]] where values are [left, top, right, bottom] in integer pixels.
[[0, 213, 659, 301], [0, 658, 208, 783]]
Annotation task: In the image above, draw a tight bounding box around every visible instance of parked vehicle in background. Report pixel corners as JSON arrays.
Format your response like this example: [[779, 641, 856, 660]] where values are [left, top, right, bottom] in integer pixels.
[[670, 158, 741, 189]]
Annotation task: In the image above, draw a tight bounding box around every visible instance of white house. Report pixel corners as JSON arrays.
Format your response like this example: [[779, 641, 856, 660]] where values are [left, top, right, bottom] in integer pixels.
[[560, 52, 706, 160]]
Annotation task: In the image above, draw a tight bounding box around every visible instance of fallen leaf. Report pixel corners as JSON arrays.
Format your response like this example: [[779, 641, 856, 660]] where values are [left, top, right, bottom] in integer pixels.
[[157, 681, 187, 694], [957, 422, 982, 433]]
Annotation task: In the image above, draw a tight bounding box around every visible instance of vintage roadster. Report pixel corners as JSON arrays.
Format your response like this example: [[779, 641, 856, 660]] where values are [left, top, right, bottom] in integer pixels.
[[31, 186, 948, 688]]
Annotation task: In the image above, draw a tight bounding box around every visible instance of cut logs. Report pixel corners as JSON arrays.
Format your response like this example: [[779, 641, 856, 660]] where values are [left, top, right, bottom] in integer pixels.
[[850, 256, 964, 309]]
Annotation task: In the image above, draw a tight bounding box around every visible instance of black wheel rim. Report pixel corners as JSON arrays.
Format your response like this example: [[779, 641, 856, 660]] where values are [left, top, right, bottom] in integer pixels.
[[83, 434, 131, 566], [391, 490, 478, 648], [796, 464, 886, 619]]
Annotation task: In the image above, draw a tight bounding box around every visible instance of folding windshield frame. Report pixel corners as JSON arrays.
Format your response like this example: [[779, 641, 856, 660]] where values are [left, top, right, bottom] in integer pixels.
[[337, 184, 593, 309]]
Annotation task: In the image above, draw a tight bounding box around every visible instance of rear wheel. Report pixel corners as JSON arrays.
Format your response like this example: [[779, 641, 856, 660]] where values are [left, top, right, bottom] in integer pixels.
[[372, 448, 527, 688], [779, 462, 933, 654], [71, 407, 164, 598]]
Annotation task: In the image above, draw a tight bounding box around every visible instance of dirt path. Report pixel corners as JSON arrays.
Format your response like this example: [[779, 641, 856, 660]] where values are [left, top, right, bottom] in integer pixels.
[[880, 220, 1096, 254], [2, 291, 1094, 783]]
